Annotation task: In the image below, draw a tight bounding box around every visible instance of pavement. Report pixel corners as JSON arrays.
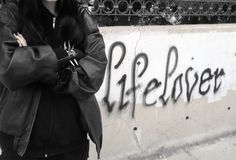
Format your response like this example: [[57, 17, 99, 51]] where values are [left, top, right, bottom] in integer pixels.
[[168, 136, 236, 160], [130, 133, 236, 160]]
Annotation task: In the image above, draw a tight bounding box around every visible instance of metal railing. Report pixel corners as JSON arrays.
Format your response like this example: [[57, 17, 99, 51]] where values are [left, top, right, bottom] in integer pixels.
[[82, 0, 236, 16], [81, 0, 236, 25]]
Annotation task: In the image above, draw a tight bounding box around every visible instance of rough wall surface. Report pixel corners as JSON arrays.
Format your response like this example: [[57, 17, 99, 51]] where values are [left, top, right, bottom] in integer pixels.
[[89, 24, 236, 160]]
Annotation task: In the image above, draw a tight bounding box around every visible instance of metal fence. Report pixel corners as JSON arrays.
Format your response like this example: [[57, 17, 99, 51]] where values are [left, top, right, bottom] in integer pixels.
[[81, 0, 236, 25], [82, 0, 236, 16]]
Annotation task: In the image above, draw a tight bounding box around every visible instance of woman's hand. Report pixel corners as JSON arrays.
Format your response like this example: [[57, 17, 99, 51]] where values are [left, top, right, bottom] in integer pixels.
[[14, 33, 27, 47]]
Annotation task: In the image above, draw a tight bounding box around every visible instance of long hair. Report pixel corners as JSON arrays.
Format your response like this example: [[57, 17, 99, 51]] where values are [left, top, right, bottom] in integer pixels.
[[18, 0, 85, 47]]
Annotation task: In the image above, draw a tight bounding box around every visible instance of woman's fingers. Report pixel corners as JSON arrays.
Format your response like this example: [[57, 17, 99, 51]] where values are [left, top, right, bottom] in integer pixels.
[[14, 33, 27, 47], [14, 34, 21, 46], [16, 39, 22, 47], [17, 33, 27, 46], [14, 34, 23, 47]]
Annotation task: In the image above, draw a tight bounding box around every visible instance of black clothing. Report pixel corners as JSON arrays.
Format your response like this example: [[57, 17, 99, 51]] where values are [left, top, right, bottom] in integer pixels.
[[0, 0, 106, 158], [24, 5, 87, 157], [26, 86, 87, 157]]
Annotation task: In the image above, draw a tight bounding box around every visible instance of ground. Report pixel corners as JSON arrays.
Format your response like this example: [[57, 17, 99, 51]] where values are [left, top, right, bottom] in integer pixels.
[[128, 132, 236, 160]]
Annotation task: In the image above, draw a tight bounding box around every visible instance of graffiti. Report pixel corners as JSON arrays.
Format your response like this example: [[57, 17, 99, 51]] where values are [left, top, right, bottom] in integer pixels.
[[103, 42, 225, 118]]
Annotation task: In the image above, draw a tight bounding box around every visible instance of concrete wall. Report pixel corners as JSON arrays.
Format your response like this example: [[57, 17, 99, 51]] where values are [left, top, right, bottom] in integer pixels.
[[89, 24, 236, 160]]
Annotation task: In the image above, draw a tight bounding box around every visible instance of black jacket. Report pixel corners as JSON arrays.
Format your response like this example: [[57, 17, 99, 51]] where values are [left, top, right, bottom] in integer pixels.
[[0, 0, 107, 158]]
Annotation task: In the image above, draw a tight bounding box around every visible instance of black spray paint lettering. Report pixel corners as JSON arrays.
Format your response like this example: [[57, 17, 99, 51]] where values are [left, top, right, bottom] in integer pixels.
[[143, 78, 162, 106], [185, 67, 199, 102], [159, 46, 179, 106], [131, 53, 148, 117], [103, 42, 127, 113], [117, 74, 129, 111], [103, 42, 226, 117], [214, 68, 225, 93]]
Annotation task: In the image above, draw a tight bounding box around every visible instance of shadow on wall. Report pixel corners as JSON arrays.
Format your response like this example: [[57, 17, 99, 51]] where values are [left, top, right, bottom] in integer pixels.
[[96, 15, 236, 26]]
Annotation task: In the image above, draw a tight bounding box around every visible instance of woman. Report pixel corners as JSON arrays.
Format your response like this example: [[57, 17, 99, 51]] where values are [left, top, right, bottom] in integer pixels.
[[0, 0, 107, 160]]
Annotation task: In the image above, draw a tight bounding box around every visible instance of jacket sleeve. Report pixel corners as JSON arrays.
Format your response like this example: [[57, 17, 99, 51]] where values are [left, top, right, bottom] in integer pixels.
[[0, 4, 58, 91], [65, 9, 107, 100]]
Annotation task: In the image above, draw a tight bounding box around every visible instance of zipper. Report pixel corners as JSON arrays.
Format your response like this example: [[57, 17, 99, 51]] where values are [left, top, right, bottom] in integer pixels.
[[53, 17, 56, 29]]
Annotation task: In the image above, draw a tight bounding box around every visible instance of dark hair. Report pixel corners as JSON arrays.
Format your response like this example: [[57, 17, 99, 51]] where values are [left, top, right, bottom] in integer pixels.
[[18, 0, 85, 47]]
